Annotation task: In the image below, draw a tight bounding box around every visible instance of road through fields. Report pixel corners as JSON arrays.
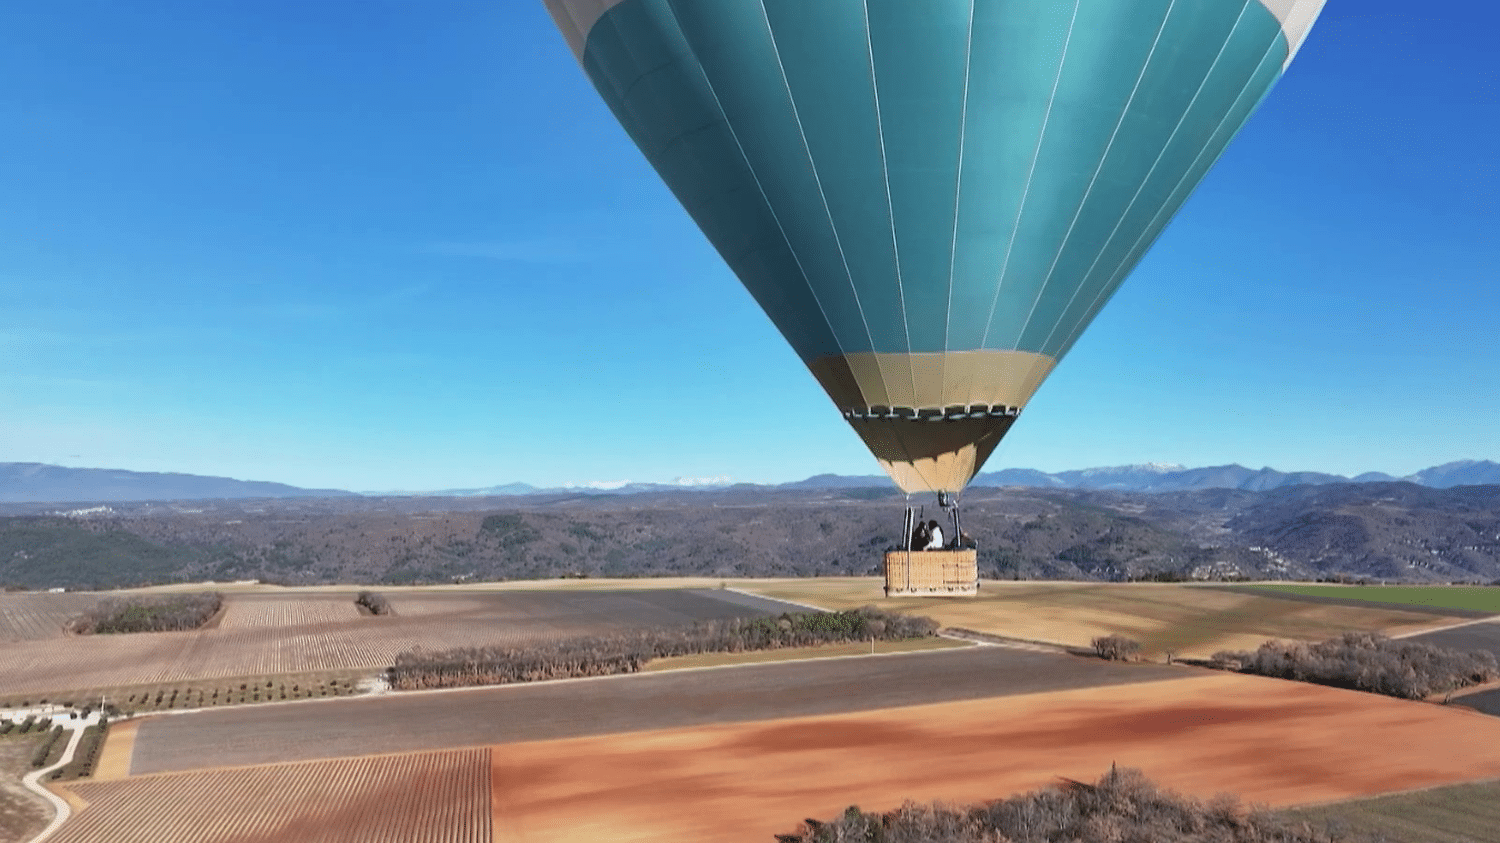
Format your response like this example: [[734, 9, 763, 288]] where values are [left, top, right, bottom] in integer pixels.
[[128, 646, 1183, 774]]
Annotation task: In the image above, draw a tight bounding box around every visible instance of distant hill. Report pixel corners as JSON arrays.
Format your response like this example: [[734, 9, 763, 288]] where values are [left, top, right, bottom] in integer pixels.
[[0, 463, 357, 504], [5, 459, 1499, 505], [6, 481, 1500, 589], [972, 460, 1500, 494], [1407, 460, 1500, 488]]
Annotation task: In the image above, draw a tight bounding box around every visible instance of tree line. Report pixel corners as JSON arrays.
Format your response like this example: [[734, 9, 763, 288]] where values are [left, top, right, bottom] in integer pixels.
[[1212, 632, 1499, 700], [67, 591, 222, 634], [388, 606, 939, 690], [775, 766, 1369, 843]]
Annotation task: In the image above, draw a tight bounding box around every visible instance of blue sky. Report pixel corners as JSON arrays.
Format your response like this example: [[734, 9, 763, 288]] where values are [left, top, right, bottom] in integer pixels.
[[2, 1, 1495, 491]]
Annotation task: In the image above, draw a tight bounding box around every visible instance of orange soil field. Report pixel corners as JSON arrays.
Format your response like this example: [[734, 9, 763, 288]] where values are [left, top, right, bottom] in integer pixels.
[[488, 673, 1500, 843], [0, 589, 797, 695], [50, 747, 491, 843]]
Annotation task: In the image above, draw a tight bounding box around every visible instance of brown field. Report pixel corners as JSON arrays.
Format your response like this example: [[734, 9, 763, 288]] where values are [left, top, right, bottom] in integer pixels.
[[216, 595, 364, 628], [125, 647, 1181, 775], [1287, 778, 1500, 842], [737, 578, 1453, 657], [0, 592, 97, 642], [0, 588, 801, 696], [0, 736, 50, 843], [488, 673, 1500, 843], [49, 747, 491, 843]]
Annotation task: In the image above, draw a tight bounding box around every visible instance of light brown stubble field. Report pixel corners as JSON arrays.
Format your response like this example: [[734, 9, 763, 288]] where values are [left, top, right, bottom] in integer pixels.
[[734, 578, 1454, 657], [49, 747, 492, 843]]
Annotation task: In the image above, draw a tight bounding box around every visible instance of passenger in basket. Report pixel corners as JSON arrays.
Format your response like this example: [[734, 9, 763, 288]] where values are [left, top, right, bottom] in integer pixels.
[[911, 519, 931, 551], [924, 520, 944, 550]]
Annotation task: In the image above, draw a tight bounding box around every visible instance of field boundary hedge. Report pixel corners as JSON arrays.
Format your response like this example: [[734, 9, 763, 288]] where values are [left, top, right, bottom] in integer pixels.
[[777, 766, 1374, 843], [389, 606, 938, 690], [67, 592, 222, 634], [1211, 632, 1499, 700]]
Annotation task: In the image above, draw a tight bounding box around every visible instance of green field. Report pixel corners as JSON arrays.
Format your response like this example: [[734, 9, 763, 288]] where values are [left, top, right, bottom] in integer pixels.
[[1247, 584, 1500, 614], [1286, 779, 1500, 843]]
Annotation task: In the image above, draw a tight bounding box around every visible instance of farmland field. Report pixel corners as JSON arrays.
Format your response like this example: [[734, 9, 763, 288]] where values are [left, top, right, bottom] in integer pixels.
[[735, 578, 1451, 657], [0, 587, 806, 696], [0, 735, 50, 843], [485, 672, 1500, 843], [0, 591, 96, 641], [50, 747, 491, 843], [125, 645, 1182, 774], [1287, 778, 1500, 843], [216, 595, 363, 628], [1406, 618, 1500, 662], [1243, 583, 1500, 615]]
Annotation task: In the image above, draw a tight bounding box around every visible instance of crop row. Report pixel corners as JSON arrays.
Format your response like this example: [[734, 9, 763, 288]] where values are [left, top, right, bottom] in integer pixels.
[[218, 598, 363, 629], [53, 747, 492, 843], [111, 676, 363, 712], [0, 593, 98, 641]]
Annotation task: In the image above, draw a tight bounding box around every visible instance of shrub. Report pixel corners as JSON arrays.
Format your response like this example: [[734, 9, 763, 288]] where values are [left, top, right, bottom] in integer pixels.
[[68, 592, 223, 634], [54, 722, 108, 780], [389, 606, 939, 690], [777, 766, 1368, 843], [31, 725, 65, 768], [1092, 634, 1143, 662], [355, 591, 391, 615], [1213, 632, 1500, 700]]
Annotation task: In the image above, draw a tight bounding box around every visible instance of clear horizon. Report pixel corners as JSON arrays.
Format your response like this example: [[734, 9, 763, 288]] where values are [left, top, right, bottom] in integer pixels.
[[3, 1, 1496, 491], [9, 456, 1495, 495]]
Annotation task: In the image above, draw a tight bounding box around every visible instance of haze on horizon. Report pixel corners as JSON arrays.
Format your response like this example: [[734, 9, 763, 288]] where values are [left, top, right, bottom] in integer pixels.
[[2, 1, 1495, 492]]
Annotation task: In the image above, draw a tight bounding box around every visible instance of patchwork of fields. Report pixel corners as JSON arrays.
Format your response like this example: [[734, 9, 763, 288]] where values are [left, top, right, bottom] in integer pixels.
[[0, 580, 1497, 842], [735, 578, 1460, 658], [0, 588, 798, 696], [125, 646, 1182, 774]]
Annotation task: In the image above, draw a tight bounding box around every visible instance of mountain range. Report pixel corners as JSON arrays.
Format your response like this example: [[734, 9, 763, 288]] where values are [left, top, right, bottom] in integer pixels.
[[4, 459, 1500, 504]]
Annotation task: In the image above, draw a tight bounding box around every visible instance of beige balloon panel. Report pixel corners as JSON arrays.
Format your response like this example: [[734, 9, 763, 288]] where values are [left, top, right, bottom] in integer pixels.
[[808, 349, 1057, 494]]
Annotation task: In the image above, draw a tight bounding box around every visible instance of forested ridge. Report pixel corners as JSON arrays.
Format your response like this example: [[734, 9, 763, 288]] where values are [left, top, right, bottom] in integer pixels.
[[5, 483, 1500, 589]]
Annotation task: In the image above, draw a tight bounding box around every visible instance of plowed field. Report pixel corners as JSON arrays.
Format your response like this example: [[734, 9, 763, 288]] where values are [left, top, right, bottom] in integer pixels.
[[487, 673, 1500, 843], [51, 747, 491, 843], [126, 646, 1181, 774], [739, 578, 1451, 657], [0, 592, 96, 641], [0, 588, 801, 696], [217, 596, 363, 628]]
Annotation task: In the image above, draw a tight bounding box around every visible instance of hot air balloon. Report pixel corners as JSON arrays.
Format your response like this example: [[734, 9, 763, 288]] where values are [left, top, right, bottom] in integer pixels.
[[544, 0, 1324, 592]]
